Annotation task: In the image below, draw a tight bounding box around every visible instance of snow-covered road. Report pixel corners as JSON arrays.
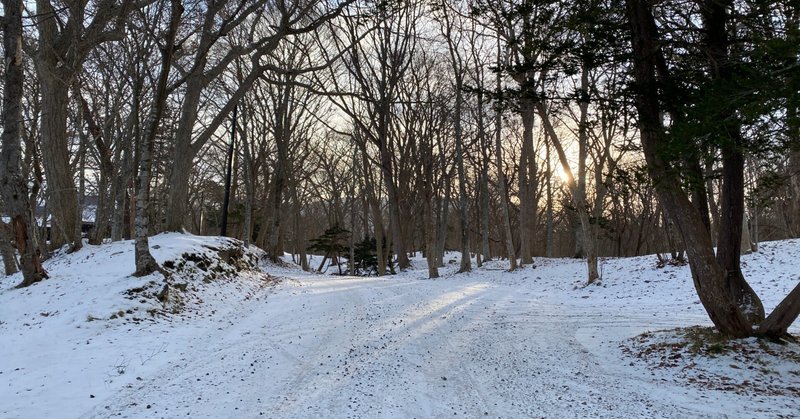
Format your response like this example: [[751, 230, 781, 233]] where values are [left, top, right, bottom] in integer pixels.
[[79, 272, 772, 418], [4, 237, 799, 418]]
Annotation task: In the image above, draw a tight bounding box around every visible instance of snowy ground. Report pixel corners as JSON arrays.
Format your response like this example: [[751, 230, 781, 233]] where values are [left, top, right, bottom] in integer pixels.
[[1, 235, 798, 418]]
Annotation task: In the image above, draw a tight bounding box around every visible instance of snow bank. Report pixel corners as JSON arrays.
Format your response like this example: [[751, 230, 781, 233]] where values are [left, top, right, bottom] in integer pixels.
[[0, 233, 276, 418]]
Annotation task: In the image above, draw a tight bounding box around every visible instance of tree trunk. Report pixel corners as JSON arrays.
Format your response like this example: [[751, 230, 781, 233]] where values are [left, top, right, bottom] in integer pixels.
[[535, 98, 599, 283], [704, 159, 720, 243], [494, 78, 517, 270], [164, 142, 193, 232], [25, 133, 47, 262], [425, 197, 440, 279], [740, 212, 754, 254], [91, 170, 111, 244], [361, 149, 386, 276], [476, 87, 491, 265], [436, 177, 450, 268], [380, 147, 409, 270], [240, 111, 254, 246], [2, 0, 48, 285], [702, 0, 765, 325], [790, 149, 800, 238], [163, 44, 208, 232], [220, 107, 237, 237], [291, 181, 309, 271], [424, 161, 439, 279], [77, 94, 115, 245], [436, 129, 451, 268], [267, 160, 285, 263], [76, 124, 87, 246], [479, 172, 490, 266], [375, 215, 386, 276], [111, 146, 132, 242], [573, 219, 584, 258], [133, 122, 161, 276], [577, 206, 599, 282], [267, 83, 294, 262], [759, 282, 800, 337], [349, 156, 357, 276], [518, 102, 534, 265], [545, 142, 554, 257], [419, 124, 440, 279], [134, 0, 183, 276], [112, 67, 141, 243], [626, 0, 754, 337], [454, 78, 471, 273], [33, 0, 83, 252], [37, 77, 80, 251], [255, 166, 273, 249], [576, 66, 598, 282], [0, 222, 18, 275]]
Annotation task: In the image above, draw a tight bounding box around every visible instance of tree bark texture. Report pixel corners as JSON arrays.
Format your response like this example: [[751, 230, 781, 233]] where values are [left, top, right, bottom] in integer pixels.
[[134, 0, 183, 276], [518, 102, 535, 266], [266, 82, 292, 263], [701, 0, 765, 325], [2, 0, 48, 285], [0, 222, 19, 275], [625, 0, 781, 337], [37, 76, 80, 250]]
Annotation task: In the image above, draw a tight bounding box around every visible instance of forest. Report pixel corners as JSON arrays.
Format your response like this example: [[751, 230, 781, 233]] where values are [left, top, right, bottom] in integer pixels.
[[1, 0, 799, 339]]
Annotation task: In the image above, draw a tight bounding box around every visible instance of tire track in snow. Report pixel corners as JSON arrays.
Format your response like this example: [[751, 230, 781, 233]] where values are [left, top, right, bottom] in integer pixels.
[[80, 274, 754, 418]]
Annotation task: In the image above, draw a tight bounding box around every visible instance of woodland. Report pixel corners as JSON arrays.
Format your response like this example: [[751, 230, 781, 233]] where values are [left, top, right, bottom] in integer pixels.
[[1, 0, 799, 339]]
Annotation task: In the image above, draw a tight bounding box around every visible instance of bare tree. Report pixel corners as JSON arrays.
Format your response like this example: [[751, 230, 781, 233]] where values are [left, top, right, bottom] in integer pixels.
[[163, 0, 355, 232], [493, 37, 517, 271], [397, 46, 448, 278], [324, 1, 421, 271], [134, 0, 183, 276], [259, 42, 327, 262], [32, 0, 141, 251], [1, 0, 47, 285], [436, 0, 471, 272]]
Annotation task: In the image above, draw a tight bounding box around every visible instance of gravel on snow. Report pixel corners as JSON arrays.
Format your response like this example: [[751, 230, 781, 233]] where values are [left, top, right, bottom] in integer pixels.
[[2, 236, 799, 418]]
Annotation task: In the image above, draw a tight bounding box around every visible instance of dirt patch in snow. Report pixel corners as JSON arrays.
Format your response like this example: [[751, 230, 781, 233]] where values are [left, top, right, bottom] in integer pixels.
[[123, 238, 278, 317], [621, 326, 800, 397]]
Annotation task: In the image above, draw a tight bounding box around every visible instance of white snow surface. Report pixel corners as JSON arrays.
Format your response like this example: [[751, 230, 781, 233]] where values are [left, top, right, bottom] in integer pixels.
[[1, 234, 798, 418]]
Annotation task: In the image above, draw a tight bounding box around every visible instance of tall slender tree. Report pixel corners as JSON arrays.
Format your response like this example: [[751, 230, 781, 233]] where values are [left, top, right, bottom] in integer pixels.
[[134, 0, 183, 276], [1, 0, 48, 286]]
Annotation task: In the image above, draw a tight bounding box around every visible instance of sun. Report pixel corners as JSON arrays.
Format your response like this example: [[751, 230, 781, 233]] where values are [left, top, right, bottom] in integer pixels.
[[554, 164, 571, 184]]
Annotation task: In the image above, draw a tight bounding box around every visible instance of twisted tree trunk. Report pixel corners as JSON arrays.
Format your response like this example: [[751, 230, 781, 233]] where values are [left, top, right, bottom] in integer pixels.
[[625, 0, 797, 338]]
